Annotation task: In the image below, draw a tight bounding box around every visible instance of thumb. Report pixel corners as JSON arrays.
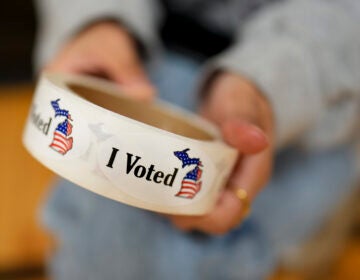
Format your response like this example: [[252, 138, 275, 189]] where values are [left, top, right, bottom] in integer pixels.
[[222, 118, 269, 154]]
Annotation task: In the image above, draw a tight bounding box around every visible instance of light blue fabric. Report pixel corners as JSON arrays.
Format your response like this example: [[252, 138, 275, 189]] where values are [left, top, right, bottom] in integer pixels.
[[41, 52, 358, 280]]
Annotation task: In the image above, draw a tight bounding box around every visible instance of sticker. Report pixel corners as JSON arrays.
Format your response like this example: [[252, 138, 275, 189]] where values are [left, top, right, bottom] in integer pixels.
[[98, 135, 216, 206]]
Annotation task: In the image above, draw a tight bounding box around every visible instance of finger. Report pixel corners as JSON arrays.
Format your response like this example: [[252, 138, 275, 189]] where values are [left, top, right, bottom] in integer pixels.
[[44, 57, 83, 73], [170, 190, 244, 235], [45, 53, 113, 76], [117, 81, 156, 102], [45, 55, 156, 102], [194, 190, 243, 234], [229, 147, 273, 201], [101, 57, 156, 101], [106, 58, 147, 84]]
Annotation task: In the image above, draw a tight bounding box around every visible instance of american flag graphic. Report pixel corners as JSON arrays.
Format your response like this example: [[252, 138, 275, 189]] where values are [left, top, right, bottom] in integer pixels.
[[51, 99, 72, 120], [174, 148, 200, 168], [174, 149, 203, 199], [49, 99, 73, 155]]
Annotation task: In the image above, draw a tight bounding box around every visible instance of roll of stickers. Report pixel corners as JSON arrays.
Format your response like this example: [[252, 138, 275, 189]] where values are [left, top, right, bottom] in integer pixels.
[[23, 73, 238, 215]]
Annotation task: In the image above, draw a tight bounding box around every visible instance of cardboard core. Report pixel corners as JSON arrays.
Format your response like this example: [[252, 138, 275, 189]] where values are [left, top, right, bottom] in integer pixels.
[[69, 84, 214, 140]]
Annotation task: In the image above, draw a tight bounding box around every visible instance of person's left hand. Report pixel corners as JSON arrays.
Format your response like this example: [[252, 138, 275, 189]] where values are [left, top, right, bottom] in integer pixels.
[[168, 71, 274, 235]]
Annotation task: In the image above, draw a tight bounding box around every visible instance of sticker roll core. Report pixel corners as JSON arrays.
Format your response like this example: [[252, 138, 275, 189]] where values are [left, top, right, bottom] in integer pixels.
[[23, 73, 238, 215]]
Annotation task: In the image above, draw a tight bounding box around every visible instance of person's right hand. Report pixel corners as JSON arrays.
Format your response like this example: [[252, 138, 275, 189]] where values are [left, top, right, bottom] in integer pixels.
[[45, 21, 155, 101]]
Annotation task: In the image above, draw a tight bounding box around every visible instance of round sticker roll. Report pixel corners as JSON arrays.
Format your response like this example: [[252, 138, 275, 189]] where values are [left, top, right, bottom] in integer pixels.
[[23, 73, 238, 215]]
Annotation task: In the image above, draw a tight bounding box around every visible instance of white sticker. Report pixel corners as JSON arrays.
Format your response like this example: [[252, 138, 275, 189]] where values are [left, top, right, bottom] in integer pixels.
[[23, 73, 238, 214], [98, 135, 215, 206], [27, 84, 91, 160]]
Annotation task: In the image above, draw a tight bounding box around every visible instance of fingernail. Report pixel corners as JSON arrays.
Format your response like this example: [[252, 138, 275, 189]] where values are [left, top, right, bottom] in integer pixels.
[[249, 126, 269, 144]]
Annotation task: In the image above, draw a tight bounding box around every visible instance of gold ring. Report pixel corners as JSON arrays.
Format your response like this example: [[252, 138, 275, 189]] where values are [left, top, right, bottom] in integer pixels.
[[234, 188, 251, 219]]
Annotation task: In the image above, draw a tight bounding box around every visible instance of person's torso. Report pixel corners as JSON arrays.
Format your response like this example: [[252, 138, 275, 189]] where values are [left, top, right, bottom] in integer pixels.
[[159, 0, 282, 59]]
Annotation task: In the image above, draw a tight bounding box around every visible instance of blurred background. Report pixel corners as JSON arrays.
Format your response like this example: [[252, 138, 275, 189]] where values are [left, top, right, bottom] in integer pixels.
[[0, 1, 54, 279], [0, 1, 360, 280]]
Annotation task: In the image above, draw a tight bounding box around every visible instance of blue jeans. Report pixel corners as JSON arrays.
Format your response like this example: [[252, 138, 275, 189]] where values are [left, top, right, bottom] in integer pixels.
[[42, 52, 359, 280]]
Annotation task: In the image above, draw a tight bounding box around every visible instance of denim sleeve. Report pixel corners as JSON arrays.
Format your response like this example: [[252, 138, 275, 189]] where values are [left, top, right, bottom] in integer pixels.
[[34, 0, 162, 70], [205, 0, 360, 149]]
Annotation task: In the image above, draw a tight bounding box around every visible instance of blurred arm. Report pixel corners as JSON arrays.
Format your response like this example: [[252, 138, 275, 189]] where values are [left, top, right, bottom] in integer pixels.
[[34, 0, 161, 70], [204, 0, 360, 149]]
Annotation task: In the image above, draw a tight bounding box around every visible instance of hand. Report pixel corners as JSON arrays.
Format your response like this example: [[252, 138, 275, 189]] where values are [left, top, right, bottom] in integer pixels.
[[45, 21, 155, 101], [168, 71, 274, 235]]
